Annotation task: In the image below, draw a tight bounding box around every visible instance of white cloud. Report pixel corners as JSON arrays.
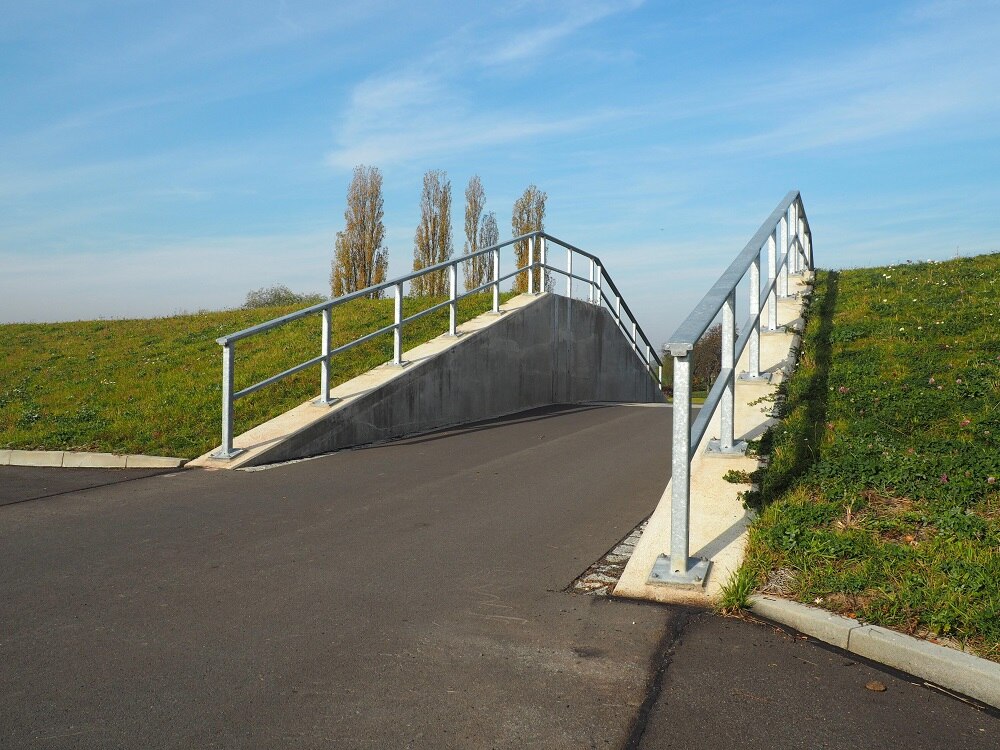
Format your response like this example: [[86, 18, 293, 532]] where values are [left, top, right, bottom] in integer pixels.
[[326, 0, 644, 169], [480, 0, 644, 66]]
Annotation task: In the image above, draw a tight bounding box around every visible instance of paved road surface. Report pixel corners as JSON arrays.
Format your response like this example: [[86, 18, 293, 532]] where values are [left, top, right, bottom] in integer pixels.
[[1, 404, 997, 749]]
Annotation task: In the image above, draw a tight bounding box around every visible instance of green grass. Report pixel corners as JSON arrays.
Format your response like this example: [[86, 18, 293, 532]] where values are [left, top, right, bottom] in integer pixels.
[[0, 292, 514, 459], [729, 253, 1000, 660]]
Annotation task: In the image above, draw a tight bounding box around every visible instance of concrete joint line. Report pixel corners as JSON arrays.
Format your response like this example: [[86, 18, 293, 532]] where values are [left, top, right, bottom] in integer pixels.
[[749, 595, 1000, 708], [0, 449, 186, 469]]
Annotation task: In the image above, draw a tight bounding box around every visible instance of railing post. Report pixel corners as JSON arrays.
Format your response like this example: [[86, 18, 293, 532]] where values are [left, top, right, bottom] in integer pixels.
[[748, 254, 761, 378], [319, 308, 332, 404], [393, 282, 403, 365], [588, 258, 596, 304], [615, 295, 622, 327], [527, 236, 535, 295], [566, 246, 573, 297], [595, 263, 603, 306], [448, 262, 458, 336], [212, 341, 239, 459], [767, 231, 778, 330], [670, 353, 691, 574], [719, 291, 735, 451], [778, 214, 789, 298], [645, 343, 651, 375], [798, 213, 806, 272], [492, 246, 500, 314], [539, 235, 547, 292], [632, 321, 638, 356]]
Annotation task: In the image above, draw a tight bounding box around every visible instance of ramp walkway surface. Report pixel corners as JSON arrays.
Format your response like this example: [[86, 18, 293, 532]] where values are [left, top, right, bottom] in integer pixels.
[[1, 405, 996, 749]]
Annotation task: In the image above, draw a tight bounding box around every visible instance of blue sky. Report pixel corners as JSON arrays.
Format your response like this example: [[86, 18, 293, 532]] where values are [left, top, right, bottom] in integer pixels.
[[2, 0, 999, 347]]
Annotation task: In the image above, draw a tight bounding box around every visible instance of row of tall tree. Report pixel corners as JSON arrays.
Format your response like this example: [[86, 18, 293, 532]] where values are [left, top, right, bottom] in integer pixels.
[[329, 166, 546, 299]]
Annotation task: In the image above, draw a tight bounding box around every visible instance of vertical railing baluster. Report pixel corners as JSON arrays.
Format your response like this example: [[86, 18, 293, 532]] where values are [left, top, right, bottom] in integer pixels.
[[448, 263, 457, 336], [767, 231, 778, 330], [588, 259, 596, 304], [779, 215, 789, 298], [566, 246, 573, 297], [539, 235, 546, 292], [492, 246, 500, 313], [320, 308, 332, 404], [527, 236, 535, 295], [595, 264, 602, 306], [393, 282, 403, 365], [749, 254, 761, 378], [670, 352, 692, 575], [217, 341, 235, 458], [720, 291, 735, 451]]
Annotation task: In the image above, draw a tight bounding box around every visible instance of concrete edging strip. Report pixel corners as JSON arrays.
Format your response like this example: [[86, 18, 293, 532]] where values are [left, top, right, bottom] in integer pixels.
[[1, 449, 186, 469], [750, 594, 1000, 708]]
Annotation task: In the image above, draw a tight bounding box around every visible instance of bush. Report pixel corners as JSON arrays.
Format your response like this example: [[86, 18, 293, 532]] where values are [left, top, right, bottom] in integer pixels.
[[242, 285, 325, 309]]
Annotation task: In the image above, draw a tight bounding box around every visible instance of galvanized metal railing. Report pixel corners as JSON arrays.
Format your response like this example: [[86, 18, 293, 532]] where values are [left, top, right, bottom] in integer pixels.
[[211, 232, 662, 459], [652, 190, 813, 586]]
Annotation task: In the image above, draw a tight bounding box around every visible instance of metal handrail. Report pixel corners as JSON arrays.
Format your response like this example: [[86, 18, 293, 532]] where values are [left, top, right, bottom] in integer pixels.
[[657, 190, 813, 586], [211, 231, 662, 459]]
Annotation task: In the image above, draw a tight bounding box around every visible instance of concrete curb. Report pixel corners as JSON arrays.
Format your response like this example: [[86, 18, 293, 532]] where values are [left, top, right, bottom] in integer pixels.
[[0, 449, 186, 469], [749, 594, 1000, 708]]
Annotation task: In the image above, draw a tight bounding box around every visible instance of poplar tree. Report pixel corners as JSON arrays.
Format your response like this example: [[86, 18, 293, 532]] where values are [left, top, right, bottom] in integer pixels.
[[511, 184, 547, 293], [411, 170, 452, 296], [462, 175, 488, 291], [330, 165, 389, 299]]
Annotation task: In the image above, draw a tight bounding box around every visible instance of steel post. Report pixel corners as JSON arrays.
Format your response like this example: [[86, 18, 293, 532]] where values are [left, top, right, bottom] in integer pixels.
[[749, 255, 761, 377], [779, 215, 789, 298], [670, 354, 691, 574], [566, 246, 573, 297], [393, 282, 403, 365], [767, 232, 778, 330], [589, 259, 596, 304], [595, 264, 603, 306], [527, 237, 535, 295], [720, 291, 735, 451], [492, 247, 500, 313], [539, 236, 546, 291], [320, 308, 332, 404], [213, 342, 238, 459], [448, 263, 458, 335]]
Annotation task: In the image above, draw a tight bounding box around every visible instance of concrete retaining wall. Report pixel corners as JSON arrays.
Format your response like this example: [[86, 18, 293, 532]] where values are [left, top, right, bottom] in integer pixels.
[[223, 293, 663, 468]]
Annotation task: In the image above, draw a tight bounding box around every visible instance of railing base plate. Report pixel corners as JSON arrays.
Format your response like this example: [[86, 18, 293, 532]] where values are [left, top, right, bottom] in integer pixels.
[[648, 555, 711, 588], [738, 372, 772, 384], [313, 397, 338, 407], [706, 439, 748, 455], [210, 448, 244, 461]]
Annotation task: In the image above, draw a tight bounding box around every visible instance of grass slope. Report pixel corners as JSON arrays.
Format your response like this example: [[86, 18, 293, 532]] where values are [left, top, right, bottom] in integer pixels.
[[726, 253, 1000, 660], [1, 293, 512, 458]]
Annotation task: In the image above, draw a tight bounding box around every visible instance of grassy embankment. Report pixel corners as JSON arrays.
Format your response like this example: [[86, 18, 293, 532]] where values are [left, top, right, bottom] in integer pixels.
[[0, 292, 513, 459], [722, 253, 1000, 660]]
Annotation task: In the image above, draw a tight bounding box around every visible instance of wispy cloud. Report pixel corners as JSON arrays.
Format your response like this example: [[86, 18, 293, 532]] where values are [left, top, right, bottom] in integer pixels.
[[708, 5, 1000, 157], [480, 0, 644, 66], [326, 0, 644, 169]]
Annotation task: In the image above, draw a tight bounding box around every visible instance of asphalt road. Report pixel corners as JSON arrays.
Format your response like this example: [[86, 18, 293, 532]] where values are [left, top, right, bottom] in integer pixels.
[[1, 404, 997, 749]]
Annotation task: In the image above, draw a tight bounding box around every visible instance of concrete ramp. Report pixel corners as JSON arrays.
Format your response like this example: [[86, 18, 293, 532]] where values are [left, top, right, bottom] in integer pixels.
[[191, 292, 664, 469]]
